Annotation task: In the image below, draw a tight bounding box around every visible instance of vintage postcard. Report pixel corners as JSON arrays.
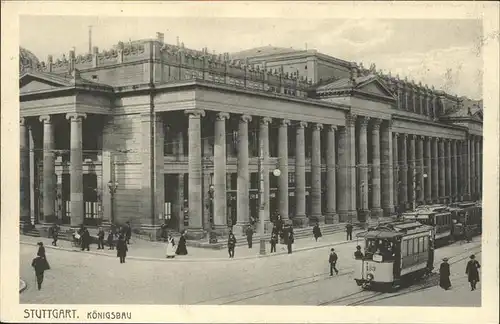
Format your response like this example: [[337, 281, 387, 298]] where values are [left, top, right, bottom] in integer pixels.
[[1, 1, 499, 323]]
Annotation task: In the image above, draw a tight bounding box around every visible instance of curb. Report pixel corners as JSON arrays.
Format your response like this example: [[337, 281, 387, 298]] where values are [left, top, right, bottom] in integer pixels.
[[20, 235, 360, 263], [19, 279, 27, 293]]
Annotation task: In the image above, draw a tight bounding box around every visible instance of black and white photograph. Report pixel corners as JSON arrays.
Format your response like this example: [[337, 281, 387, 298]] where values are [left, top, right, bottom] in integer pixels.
[[1, 2, 499, 324]]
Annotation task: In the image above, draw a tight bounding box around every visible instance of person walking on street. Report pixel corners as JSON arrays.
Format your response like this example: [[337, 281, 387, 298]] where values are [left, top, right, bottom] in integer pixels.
[[465, 254, 481, 291], [346, 222, 353, 241], [285, 225, 294, 254], [107, 230, 114, 250], [313, 223, 322, 242], [165, 234, 176, 259], [50, 224, 59, 246], [329, 248, 339, 276], [31, 254, 49, 290], [37, 242, 50, 270], [439, 258, 452, 290], [246, 225, 254, 249], [175, 230, 188, 255], [270, 233, 278, 253], [228, 233, 236, 258], [80, 227, 91, 251], [116, 235, 128, 264], [354, 245, 364, 259], [97, 227, 105, 250], [125, 221, 132, 244]]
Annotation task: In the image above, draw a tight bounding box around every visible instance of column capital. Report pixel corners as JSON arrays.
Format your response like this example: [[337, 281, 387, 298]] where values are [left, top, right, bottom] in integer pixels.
[[296, 121, 308, 129], [39, 115, 52, 123], [372, 118, 382, 130], [260, 116, 272, 125], [359, 116, 370, 127], [66, 112, 87, 121], [326, 124, 337, 132], [388, 119, 394, 128], [184, 109, 205, 118], [313, 123, 323, 131], [216, 112, 230, 121], [416, 135, 425, 140], [346, 113, 357, 126], [393, 132, 400, 139], [280, 119, 291, 126], [240, 114, 252, 123], [20, 117, 26, 126]]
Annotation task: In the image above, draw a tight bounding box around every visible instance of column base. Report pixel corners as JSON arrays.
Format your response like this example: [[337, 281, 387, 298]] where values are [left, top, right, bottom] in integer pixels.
[[20, 217, 33, 233], [371, 208, 384, 218], [292, 215, 309, 228], [347, 210, 358, 222], [232, 222, 251, 237], [184, 228, 206, 240], [382, 207, 394, 217], [43, 214, 57, 226], [212, 224, 231, 237], [139, 224, 163, 241], [311, 214, 324, 224], [324, 212, 339, 224]]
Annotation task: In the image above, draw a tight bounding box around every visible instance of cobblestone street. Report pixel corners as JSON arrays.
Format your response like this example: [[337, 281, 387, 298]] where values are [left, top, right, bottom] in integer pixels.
[[20, 234, 481, 306]]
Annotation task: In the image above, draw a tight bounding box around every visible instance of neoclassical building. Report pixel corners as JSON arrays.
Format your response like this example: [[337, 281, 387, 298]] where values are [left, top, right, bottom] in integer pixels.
[[19, 33, 483, 238]]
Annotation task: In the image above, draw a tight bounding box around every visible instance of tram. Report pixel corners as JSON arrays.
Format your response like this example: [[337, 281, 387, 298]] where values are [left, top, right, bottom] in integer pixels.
[[354, 221, 435, 291], [402, 206, 452, 242], [447, 201, 482, 239]]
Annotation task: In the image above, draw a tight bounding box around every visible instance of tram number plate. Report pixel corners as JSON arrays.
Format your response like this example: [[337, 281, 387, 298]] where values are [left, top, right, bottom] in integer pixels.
[[366, 264, 376, 272]]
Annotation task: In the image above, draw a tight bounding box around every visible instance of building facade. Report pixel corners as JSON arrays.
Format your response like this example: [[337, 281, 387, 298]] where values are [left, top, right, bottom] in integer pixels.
[[19, 33, 484, 238]]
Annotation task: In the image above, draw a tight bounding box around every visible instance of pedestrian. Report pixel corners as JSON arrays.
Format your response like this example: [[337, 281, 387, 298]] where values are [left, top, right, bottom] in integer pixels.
[[50, 224, 59, 246], [465, 254, 481, 291], [37, 242, 50, 270], [354, 245, 364, 259], [80, 227, 90, 251], [329, 248, 339, 276], [31, 254, 49, 290], [228, 232, 236, 258], [465, 226, 472, 243], [285, 225, 294, 254], [346, 221, 353, 241], [125, 221, 132, 244], [439, 257, 451, 290], [270, 233, 278, 253], [246, 225, 254, 249], [271, 224, 279, 237], [107, 229, 114, 250], [175, 230, 188, 255], [97, 227, 105, 250], [116, 235, 128, 263], [313, 222, 322, 242], [165, 234, 176, 259], [160, 221, 168, 242]]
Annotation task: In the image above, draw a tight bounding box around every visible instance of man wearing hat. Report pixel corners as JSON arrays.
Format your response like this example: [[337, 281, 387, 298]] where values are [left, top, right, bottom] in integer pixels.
[[465, 254, 481, 291], [329, 248, 339, 276], [439, 257, 451, 290]]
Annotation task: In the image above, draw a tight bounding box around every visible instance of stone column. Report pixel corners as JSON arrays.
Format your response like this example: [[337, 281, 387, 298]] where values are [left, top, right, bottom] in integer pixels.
[[66, 113, 86, 227], [294, 121, 307, 226], [408, 134, 416, 209], [346, 114, 357, 221], [311, 123, 323, 223], [337, 126, 348, 221], [358, 117, 370, 214], [186, 109, 205, 236], [325, 125, 338, 224], [416, 135, 425, 204], [39, 115, 56, 225], [213, 112, 229, 231], [235, 114, 252, 233], [456, 140, 462, 200], [400, 134, 408, 209], [20, 118, 31, 229], [478, 137, 482, 197], [431, 137, 439, 202], [260, 117, 272, 229], [470, 135, 476, 198], [278, 119, 290, 221], [425, 137, 432, 203], [155, 115, 165, 225], [392, 133, 399, 210], [445, 139, 452, 203], [381, 120, 394, 216], [451, 139, 458, 201], [371, 119, 383, 217], [465, 139, 471, 199], [438, 138, 446, 202]]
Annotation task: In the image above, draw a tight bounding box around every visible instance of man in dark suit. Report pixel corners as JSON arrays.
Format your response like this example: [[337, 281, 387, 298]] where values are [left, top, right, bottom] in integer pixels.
[[31, 255, 49, 290], [329, 248, 339, 276]]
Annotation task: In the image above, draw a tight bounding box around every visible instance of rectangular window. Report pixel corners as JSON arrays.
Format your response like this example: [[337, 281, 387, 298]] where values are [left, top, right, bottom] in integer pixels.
[[408, 239, 414, 255], [402, 240, 408, 257], [423, 237, 428, 252], [418, 237, 424, 253]]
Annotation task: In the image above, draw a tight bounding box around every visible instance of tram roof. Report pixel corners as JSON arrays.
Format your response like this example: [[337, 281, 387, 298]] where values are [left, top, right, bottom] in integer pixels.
[[356, 221, 432, 239]]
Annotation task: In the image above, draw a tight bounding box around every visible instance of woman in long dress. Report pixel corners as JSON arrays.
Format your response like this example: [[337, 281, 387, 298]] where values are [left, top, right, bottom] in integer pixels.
[[165, 234, 176, 258], [439, 258, 451, 290], [465, 254, 481, 290], [175, 231, 188, 255]]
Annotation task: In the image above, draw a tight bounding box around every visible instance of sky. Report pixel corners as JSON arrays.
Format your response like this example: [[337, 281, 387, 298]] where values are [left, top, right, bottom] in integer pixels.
[[20, 16, 483, 99]]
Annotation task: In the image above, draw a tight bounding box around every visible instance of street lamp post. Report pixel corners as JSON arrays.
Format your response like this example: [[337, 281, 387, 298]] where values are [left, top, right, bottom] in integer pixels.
[[258, 139, 266, 255], [107, 180, 118, 225], [412, 170, 428, 210]]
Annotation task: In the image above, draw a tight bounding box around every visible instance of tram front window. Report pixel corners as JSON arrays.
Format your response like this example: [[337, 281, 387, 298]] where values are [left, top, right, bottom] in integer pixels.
[[364, 239, 396, 262]]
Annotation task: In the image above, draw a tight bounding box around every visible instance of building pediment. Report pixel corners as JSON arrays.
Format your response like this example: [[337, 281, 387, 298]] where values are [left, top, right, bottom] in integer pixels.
[[20, 71, 73, 94]]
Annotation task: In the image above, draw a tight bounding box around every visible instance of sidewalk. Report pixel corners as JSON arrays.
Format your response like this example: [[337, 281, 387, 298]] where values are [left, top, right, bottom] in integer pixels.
[[20, 229, 362, 262]]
